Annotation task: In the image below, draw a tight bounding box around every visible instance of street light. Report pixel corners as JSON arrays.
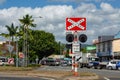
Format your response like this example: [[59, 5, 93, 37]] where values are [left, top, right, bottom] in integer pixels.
[[15, 36, 19, 67], [24, 16, 42, 67]]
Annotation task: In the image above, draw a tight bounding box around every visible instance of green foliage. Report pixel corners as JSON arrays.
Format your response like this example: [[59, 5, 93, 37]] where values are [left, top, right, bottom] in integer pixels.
[[18, 30, 58, 62], [0, 14, 61, 63], [19, 14, 36, 28], [28, 64, 41, 67], [30, 30, 56, 59], [81, 48, 87, 53], [5, 23, 18, 41], [65, 53, 71, 58]]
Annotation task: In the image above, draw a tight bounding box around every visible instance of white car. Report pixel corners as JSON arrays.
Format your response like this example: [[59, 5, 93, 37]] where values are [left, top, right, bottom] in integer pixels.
[[106, 60, 120, 70], [0, 60, 4, 66]]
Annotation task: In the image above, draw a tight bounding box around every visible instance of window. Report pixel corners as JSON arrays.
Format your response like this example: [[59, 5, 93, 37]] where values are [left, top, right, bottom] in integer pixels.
[[102, 43, 105, 52], [111, 61, 116, 64]]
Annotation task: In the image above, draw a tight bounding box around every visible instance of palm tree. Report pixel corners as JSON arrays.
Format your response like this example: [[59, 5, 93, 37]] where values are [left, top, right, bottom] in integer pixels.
[[0, 23, 18, 58], [19, 14, 36, 66], [5, 23, 18, 42]]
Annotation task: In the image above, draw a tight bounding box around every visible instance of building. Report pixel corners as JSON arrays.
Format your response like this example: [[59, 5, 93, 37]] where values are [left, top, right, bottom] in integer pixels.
[[112, 31, 120, 59], [95, 36, 114, 61], [0, 41, 16, 57], [95, 31, 120, 61]]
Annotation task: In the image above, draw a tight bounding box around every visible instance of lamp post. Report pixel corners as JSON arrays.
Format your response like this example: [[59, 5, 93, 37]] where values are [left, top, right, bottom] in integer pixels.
[[15, 37, 19, 67], [23, 16, 42, 67]]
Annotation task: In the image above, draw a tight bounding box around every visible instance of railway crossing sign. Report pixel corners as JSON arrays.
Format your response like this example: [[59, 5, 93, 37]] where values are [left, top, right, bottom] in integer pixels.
[[66, 17, 86, 31]]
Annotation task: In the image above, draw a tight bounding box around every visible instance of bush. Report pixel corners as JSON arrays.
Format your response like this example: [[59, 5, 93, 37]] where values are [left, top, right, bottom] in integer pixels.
[[0, 66, 33, 71]]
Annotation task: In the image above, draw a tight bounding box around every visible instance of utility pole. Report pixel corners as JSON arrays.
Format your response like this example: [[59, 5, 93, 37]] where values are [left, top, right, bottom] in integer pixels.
[[16, 38, 18, 67], [59, 41, 61, 58]]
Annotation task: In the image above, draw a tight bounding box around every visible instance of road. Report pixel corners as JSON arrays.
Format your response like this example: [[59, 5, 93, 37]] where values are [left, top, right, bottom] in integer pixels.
[[0, 77, 50, 80], [79, 68, 120, 80], [37, 66, 120, 80], [0, 72, 55, 80], [0, 66, 120, 80]]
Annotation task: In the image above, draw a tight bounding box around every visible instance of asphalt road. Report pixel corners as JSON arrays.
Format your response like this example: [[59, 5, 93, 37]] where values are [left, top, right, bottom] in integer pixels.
[[37, 66, 120, 80], [79, 68, 120, 80], [0, 72, 54, 80], [0, 77, 49, 80], [0, 66, 120, 80]]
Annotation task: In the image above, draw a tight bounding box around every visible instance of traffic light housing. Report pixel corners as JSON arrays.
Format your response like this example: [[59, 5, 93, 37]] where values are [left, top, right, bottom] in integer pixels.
[[79, 34, 87, 43], [66, 33, 87, 43], [66, 34, 74, 42]]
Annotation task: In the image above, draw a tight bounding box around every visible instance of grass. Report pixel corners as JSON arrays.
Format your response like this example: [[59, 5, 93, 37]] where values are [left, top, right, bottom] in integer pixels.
[[0, 66, 98, 80], [0, 66, 33, 71], [0, 66, 96, 76]]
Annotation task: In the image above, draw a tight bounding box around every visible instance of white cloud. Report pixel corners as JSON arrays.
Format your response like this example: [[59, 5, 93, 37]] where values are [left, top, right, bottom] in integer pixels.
[[0, 3, 120, 44], [100, 3, 114, 11]]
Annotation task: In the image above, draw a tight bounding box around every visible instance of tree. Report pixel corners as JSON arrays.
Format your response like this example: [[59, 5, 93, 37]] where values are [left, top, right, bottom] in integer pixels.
[[5, 23, 18, 42], [19, 14, 36, 66], [0, 23, 18, 42], [30, 30, 56, 61], [0, 23, 18, 58], [18, 30, 57, 63]]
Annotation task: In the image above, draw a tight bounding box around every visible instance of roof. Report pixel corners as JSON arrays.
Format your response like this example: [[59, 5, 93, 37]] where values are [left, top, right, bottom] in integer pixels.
[[114, 31, 120, 39]]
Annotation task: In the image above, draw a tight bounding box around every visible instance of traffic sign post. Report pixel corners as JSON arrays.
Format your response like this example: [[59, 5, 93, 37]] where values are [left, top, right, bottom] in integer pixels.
[[7, 44, 14, 58], [65, 17, 87, 77], [72, 31, 79, 76]]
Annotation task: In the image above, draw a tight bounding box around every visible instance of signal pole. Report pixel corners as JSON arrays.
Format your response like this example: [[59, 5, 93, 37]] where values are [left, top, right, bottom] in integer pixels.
[[65, 17, 87, 77]]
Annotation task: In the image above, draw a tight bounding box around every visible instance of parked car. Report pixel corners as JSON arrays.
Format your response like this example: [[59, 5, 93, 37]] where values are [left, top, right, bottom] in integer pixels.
[[116, 61, 120, 70], [106, 60, 120, 70], [0, 57, 9, 66], [0, 60, 4, 66], [40, 58, 60, 66], [60, 58, 72, 66], [60, 60, 68, 66]]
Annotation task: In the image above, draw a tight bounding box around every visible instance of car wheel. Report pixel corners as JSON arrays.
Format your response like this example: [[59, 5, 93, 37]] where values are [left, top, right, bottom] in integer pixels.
[[108, 66, 112, 70], [118, 67, 120, 70]]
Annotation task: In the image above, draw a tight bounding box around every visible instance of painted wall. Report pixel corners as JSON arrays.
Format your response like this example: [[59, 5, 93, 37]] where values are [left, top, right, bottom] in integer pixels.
[[112, 39, 120, 52]]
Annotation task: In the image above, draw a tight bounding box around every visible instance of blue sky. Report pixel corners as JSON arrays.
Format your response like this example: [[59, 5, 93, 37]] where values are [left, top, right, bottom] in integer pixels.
[[0, 0, 120, 9], [0, 0, 120, 44]]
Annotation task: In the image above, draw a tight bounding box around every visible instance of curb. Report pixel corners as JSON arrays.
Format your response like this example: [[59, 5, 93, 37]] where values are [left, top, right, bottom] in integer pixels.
[[63, 75, 99, 80]]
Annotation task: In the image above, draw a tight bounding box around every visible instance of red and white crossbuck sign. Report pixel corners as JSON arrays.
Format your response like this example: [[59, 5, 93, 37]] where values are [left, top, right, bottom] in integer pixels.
[[66, 17, 86, 31]]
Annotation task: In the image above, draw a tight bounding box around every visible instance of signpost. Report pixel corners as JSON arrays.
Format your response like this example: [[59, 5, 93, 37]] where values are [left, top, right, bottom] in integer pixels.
[[66, 17, 87, 76], [7, 44, 14, 58]]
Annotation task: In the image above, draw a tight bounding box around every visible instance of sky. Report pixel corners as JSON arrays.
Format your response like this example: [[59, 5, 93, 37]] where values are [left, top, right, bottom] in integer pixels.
[[0, 0, 120, 44]]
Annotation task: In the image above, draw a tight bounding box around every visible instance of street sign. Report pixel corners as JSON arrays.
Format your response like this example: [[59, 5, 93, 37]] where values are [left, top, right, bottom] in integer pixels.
[[8, 58, 14, 64], [7, 44, 14, 53], [72, 43, 80, 53], [66, 17, 86, 31], [19, 52, 24, 58], [86, 46, 96, 51]]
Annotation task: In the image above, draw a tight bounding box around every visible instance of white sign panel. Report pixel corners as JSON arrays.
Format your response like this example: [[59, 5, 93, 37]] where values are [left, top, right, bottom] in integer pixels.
[[72, 43, 80, 53]]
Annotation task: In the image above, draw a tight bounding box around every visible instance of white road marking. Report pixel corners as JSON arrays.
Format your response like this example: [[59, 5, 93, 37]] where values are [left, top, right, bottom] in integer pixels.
[[104, 77, 110, 80], [42, 77, 55, 80]]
